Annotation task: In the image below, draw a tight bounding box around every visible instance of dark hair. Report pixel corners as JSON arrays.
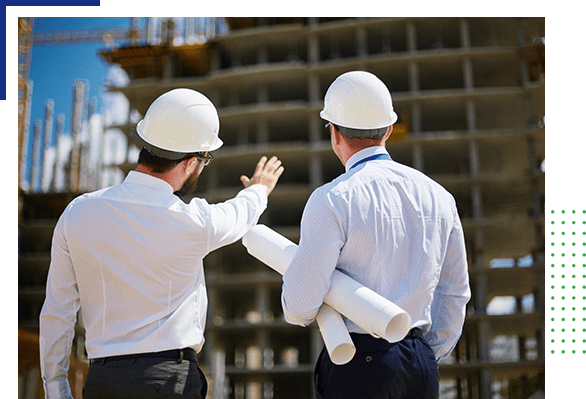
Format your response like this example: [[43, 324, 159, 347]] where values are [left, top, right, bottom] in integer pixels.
[[137, 148, 195, 174]]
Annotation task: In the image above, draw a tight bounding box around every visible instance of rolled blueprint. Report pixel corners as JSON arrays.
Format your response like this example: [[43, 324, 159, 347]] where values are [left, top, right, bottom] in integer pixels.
[[315, 303, 356, 364], [242, 225, 355, 364], [242, 225, 412, 346]]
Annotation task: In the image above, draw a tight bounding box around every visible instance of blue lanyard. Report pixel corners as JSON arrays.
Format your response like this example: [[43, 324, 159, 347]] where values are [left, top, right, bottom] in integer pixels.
[[349, 153, 392, 170]]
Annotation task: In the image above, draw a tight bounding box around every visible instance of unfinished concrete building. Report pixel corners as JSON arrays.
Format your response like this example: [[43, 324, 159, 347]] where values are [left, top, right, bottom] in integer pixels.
[[18, 17, 545, 398]]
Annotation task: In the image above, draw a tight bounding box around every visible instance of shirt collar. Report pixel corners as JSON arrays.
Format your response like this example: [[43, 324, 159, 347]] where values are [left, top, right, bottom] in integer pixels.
[[345, 146, 391, 173], [124, 170, 175, 194]]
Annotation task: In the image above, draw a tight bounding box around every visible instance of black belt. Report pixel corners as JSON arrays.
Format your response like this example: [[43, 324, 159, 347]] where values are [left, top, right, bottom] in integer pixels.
[[349, 328, 424, 352], [406, 327, 423, 339], [90, 347, 197, 365]]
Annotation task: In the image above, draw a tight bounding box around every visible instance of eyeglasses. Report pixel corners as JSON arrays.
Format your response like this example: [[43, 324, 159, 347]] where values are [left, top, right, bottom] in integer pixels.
[[325, 122, 332, 135], [195, 152, 214, 166]]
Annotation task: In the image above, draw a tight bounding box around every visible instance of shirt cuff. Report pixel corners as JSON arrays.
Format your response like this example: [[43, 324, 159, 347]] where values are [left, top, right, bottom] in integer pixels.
[[44, 377, 73, 399]]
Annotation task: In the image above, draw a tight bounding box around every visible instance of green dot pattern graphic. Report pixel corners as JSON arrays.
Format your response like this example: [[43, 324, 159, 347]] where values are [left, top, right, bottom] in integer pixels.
[[548, 210, 586, 355]]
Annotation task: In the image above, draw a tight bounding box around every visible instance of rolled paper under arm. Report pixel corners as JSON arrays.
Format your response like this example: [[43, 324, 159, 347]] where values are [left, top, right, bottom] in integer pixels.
[[242, 224, 412, 343], [315, 303, 356, 364], [242, 225, 355, 364]]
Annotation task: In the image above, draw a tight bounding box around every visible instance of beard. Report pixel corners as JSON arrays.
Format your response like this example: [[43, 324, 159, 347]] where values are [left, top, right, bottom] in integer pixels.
[[173, 169, 199, 198]]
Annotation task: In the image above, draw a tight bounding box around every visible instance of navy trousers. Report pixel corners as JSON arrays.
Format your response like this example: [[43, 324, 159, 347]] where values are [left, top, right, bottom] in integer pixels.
[[314, 329, 439, 399], [83, 349, 207, 399]]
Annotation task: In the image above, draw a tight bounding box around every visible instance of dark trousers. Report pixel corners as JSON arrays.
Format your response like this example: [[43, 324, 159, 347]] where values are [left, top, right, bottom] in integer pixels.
[[314, 329, 439, 399], [83, 348, 207, 399]]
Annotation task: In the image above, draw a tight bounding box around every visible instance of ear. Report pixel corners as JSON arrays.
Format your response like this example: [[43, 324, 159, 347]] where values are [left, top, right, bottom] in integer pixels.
[[184, 156, 200, 174], [382, 125, 393, 141], [331, 127, 343, 146]]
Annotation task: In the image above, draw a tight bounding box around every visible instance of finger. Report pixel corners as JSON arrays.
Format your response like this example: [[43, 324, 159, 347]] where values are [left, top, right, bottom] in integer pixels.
[[268, 159, 282, 173], [240, 175, 250, 186], [255, 156, 268, 175], [265, 156, 281, 172]]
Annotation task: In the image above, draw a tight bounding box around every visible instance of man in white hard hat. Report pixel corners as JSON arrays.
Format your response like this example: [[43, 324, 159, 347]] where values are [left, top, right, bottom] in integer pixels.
[[39, 88, 284, 399], [281, 71, 470, 399]]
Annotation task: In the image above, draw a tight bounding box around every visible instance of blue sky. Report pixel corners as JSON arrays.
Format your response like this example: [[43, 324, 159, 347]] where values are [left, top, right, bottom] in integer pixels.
[[28, 17, 132, 133], [23, 17, 228, 191], [22, 17, 138, 191]]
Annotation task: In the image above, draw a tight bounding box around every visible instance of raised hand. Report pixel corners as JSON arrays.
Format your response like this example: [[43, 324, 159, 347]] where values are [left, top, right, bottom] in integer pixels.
[[240, 156, 284, 195]]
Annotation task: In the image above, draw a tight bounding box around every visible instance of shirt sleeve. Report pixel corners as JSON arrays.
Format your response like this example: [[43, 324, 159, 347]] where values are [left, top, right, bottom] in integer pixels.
[[205, 184, 269, 253], [281, 188, 345, 326], [425, 210, 471, 360], [39, 211, 79, 399]]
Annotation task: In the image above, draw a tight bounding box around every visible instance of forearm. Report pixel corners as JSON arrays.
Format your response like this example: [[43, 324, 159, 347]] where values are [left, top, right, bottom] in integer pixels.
[[40, 219, 79, 399], [426, 219, 470, 360], [281, 191, 343, 326], [426, 291, 469, 360], [39, 308, 76, 399], [206, 184, 268, 250], [39, 279, 79, 398]]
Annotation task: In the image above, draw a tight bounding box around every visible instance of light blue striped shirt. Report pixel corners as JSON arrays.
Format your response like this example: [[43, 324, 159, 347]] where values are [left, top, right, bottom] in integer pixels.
[[282, 146, 470, 360]]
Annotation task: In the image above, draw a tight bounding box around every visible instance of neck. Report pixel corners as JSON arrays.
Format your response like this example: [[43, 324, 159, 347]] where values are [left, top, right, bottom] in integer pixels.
[[332, 126, 393, 166], [135, 164, 186, 192]]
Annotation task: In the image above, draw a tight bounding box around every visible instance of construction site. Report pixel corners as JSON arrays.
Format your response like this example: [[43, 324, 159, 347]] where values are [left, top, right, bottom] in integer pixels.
[[18, 17, 545, 399]]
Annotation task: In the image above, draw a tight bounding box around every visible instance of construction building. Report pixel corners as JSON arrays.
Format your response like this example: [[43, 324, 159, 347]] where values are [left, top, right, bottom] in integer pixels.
[[18, 17, 545, 398]]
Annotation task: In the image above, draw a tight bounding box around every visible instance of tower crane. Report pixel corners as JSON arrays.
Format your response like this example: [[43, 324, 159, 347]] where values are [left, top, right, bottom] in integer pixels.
[[17, 17, 147, 189]]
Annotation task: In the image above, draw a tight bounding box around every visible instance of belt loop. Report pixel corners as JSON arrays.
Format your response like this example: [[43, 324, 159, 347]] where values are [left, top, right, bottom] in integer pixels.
[[177, 349, 184, 364], [101, 358, 106, 365]]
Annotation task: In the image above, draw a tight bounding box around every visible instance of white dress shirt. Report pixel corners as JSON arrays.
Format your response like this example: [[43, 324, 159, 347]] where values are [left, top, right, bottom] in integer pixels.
[[39, 171, 268, 398], [282, 146, 470, 360]]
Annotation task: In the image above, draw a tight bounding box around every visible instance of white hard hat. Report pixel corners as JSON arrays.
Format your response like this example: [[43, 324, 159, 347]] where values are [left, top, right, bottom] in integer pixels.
[[131, 88, 223, 160], [320, 71, 398, 138]]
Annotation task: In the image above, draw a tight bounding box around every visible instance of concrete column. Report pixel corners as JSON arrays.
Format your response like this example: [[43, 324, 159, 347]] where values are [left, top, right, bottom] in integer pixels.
[[31, 120, 43, 193], [406, 20, 417, 52], [472, 185, 483, 219], [69, 80, 88, 193], [41, 100, 54, 192], [469, 141, 480, 177], [309, 153, 323, 189], [463, 57, 474, 90], [466, 98, 477, 132], [255, 285, 270, 369], [309, 112, 321, 144], [356, 25, 367, 57], [308, 32, 319, 65], [479, 366, 493, 399], [408, 62, 419, 93], [53, 114, 65, 191], [459, 18, 471, 48], [308, 73, 320, 102], [257, 117, 269, 144], [409, 102, 422, 133], [412, 144, 424, 172], [308, 73, 322, 144]]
